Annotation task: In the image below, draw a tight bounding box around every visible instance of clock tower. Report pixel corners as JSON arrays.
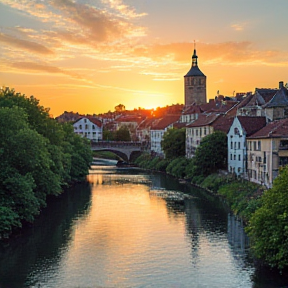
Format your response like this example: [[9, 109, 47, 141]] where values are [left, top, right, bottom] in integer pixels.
[[184, 48, 206, 106]]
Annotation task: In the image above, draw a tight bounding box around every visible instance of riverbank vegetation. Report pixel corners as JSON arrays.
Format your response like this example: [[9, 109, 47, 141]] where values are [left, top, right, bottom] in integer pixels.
[[134, 127, 288, 272], [0, 87, 92, 238]]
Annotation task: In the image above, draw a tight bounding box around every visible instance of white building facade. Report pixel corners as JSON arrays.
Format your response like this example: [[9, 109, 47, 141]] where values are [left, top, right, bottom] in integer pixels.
[[227, 116, 266, 177], [73, 117, 103, 141]]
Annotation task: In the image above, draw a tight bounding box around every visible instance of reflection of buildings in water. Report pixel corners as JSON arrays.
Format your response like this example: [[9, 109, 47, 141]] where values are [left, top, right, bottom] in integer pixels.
[[88, 173, 151, 187], [184, 200, 201, 265], [227, 213, 249, 253]]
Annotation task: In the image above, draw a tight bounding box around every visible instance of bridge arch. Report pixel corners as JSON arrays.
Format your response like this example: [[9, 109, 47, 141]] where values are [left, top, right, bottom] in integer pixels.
[[91, 141, 147, 163], [95, 149, 129, 162]]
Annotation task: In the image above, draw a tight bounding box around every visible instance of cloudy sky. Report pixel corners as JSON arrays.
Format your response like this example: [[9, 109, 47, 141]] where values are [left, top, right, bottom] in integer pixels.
[[1, 0, 288, 116]]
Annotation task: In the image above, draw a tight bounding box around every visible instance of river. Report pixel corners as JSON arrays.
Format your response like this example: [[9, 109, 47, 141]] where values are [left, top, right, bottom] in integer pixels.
[[0, 158, 287, 288]]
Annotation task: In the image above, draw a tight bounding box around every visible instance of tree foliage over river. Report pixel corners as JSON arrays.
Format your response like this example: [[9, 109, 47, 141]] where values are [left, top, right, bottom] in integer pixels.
[[0, 87, 92, 238]]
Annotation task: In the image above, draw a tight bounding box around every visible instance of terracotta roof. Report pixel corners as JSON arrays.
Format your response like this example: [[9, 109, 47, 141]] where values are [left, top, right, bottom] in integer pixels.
[[200, 100, 237, 114], [237, 116, 267, 136], [151, 115, 180, 130], [182, 104, 202, 115], [248, 118, 288, 139], [186, 113, 220, 128], [212, 115, 234, 133], [137, 117, 158, 130], [86, 116, 102, 127], [116, 115, 144, 123], [173, 122, 187, 129], [74, 116, 102, 128]]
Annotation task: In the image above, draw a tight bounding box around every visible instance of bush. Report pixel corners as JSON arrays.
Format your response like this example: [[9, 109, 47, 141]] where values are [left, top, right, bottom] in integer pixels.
[[200, 173, 227, 192], [218, 179, 262, 221], [191, 175, 205, 185], [170, 157, 189, 178], [147, 157, 161, 170], [155, 159, 170, 172]]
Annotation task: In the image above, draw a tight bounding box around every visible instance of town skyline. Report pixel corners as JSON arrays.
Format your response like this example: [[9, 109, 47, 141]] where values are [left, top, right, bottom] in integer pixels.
[[1, 0, 288, 117]]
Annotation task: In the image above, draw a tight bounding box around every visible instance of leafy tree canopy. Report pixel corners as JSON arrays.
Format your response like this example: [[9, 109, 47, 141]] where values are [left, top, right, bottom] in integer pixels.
[[161, 128, 186, 159], [0, 87, 92, 238], [115, 126, 131, 141], [247, 166, 288, 270], [192, 131, 227, 176]]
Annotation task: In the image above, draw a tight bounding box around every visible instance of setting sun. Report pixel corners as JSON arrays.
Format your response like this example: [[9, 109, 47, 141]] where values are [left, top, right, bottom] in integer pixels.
[[0, 0, 288, 116]]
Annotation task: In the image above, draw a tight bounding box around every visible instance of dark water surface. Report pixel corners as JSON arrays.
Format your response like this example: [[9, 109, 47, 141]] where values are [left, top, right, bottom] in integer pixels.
[[0, 159, 287, 288]]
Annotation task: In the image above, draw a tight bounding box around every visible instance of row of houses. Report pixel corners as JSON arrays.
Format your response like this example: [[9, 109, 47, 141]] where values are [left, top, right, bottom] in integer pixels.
[[69, 81, 288, 188], [142, 81, 288, 188]]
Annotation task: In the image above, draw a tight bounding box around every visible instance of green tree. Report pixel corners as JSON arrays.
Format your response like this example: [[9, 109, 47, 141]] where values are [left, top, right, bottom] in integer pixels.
[[247, 166, 288, 270], [161, 128, 186, 159], [191, 131, 227, 177], [0, 88, 92, 237], [115, 126, 131, 141], [103, 127, 115, 141]]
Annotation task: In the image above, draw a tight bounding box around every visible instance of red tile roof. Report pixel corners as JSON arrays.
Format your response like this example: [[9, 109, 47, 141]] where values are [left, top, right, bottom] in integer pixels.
[[116, 115, 144, 123], [137, 117, 158, 130], [151, 115, 180, 130], [182, 104, 202, 115], [186, 113, 220, 128], [212, 115, 234, 133], [248, 118, 288, 139], [237, 116, 267, 136], [86, 116, 102, 127], [74, 116, 102, 128]]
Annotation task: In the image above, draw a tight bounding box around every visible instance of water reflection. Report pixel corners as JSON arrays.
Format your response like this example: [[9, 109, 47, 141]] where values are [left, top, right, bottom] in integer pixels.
[[0, 160, 288, 287], [0, 182, 92, 288]]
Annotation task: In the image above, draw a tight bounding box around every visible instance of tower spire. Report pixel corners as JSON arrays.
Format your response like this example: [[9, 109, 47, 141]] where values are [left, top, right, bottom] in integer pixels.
[[192, 40, 198, 67]]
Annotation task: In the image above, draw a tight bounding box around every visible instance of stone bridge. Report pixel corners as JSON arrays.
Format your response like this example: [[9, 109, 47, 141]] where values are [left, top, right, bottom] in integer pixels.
[[91, 141, 148, 162]]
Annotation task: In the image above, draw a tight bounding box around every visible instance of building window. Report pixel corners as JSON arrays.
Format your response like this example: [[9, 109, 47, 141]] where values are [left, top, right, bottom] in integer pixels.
[[231, 141, 233, 149], [238, 154, 241, 161], [258, 141, 261, 151], [234, 155, 236, 160], [79, 125, 82, 129], [92, 125, 95, 130], [238, 142, 240, 149], [230, 154, 232, 160], [253, 141, 257, 151]]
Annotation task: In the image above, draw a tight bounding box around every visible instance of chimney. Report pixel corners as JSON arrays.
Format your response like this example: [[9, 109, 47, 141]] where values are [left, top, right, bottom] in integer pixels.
[[279, 81, 284, 89]]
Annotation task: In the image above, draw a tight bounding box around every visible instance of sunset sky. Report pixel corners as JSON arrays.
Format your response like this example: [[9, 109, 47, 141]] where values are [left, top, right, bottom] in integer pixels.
[[1, 0, 288, 117]]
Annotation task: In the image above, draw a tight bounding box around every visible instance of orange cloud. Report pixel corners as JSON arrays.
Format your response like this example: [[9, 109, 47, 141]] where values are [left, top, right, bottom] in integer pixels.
[[0, 32, 54, 55], [10, 61, 87, 81], [131, 41, 288, 67]]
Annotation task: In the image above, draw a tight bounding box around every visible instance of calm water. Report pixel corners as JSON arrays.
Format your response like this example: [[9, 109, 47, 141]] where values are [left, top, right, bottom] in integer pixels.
[[0, 159, 287, 288]]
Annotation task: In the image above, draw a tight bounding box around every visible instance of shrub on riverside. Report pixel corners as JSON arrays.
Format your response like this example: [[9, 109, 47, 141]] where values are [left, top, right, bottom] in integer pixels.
[[247, 166, 288, 270]]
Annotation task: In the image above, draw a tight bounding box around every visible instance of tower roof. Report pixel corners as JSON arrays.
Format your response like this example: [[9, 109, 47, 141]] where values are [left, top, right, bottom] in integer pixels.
[[184, 49, 205, 77]]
